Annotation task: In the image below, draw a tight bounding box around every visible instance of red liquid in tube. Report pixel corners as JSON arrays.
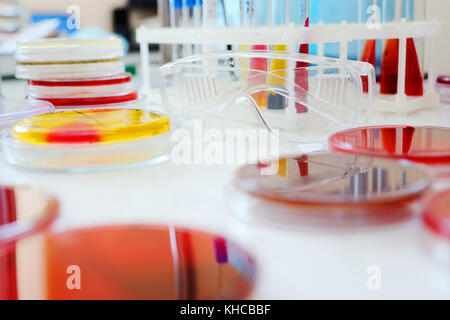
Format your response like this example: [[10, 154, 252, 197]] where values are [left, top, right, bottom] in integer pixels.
[[295, 17, 310, 113], [360, 39, 376, 93], [250, 45, 268, 107], [380, 38, 423, 96]]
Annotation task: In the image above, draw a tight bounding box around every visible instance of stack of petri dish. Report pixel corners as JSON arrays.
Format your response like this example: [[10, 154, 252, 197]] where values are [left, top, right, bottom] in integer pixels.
[[15, 37, 139, 109], [0, 0, 26, 33], [1, 37, 172, 172]]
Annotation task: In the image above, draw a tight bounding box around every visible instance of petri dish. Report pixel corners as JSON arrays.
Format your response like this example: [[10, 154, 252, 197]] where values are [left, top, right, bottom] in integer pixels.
[[329, 126, 450, 177], [0, 184, 58, 300], [422, 189, 450, 266], [0, 99, 53, 130], [31, 91, 139, 108], [3, 225, 257, 300], [0, 184, 58, 247], [26, 73, 136, 107], [437, 75, 450, 104], [15, 37, 125, 80], [2, 108, 172, 172], [26, 73, 135, 101], [233, 152, 431, 227]]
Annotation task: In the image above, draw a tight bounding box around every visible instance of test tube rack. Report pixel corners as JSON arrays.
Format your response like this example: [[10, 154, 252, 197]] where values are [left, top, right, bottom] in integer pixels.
[[137, 18, 441, 114]]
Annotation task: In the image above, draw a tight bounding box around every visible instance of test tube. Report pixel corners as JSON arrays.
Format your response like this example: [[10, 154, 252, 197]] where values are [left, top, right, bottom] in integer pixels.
[[380, 0, 423, 97], [250, 0, 269, 108], [267, 0, 287, 110], [169, 0, 183, 59], [294, 0, 310, 113]]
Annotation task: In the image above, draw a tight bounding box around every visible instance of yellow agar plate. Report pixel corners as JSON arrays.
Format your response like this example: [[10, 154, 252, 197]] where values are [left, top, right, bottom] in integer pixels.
[[12, 109, 170, 144]]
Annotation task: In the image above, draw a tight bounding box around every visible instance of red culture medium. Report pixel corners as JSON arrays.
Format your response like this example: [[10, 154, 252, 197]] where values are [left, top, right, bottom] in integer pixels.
[[46, 122, 102, 144], [329, 126, 450, 165], [35, 91, 138, 107], [28, 73, 132, 87], [423, 190, 450, 240], [43, 226, 256, 300]]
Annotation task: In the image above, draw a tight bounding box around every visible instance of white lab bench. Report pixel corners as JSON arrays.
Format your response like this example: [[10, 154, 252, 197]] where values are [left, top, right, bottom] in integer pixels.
[[1, 72, 449, 299]]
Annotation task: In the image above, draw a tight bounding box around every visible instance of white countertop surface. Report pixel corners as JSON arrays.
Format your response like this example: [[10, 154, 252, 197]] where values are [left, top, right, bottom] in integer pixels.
[[1, 76, 450, 300]]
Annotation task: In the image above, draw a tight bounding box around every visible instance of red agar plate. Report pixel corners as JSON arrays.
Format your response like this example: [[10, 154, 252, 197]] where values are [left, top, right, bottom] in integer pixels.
[[423, 189, 450, 240], [329, 126, 450, 166], [234, 151, 431, 220], [2, 225, 256, 300]]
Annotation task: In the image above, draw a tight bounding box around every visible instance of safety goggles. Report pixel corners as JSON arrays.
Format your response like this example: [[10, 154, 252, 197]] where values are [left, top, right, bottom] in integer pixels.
[[159, 51, 374, 143]]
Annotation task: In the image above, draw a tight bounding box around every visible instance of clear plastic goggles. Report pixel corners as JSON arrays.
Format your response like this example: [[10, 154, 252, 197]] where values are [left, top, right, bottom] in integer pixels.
[[160, 51, 375, 143]]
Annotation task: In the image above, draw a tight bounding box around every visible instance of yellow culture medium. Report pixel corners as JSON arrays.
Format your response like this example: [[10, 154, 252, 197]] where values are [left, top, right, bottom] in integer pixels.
[[12, 109, 170, 145]]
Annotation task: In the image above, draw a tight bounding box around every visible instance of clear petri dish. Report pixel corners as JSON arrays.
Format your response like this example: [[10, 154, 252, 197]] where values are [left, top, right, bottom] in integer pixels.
[[2, 107, 172, 172], [16, 61, 125, 80], [233, 152, 431, 227], [437, 75, 450, 104], [0, 99, 53, 130], [15, 37, 125, 80], [31, 92, 139, 108], [0, 184, 58, 247], [329, 126, 450, 178], [422, 189, 450, 266], [0, 185, 58, 300], [3, 225, 257, 300], [26, 73, 136, 105]]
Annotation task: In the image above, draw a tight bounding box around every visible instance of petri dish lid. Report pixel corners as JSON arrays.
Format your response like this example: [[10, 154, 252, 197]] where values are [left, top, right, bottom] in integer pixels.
[[27, 73, 132, 87], [15, 36, 124, 63], [0, 99, 53, 125], [235, 151, 431, 211], [11, 108, 170, 144], [8, 225, 256, 299], [423, 190, 450, 239], [437, 75, 450, 86], [329, 126, 450, 165], [34, 91, 139, 108], [0, 184, 58, 247]]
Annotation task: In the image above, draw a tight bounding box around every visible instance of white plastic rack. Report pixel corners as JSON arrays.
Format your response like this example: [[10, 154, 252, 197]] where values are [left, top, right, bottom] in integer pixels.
[[137, 19, 441, 114]]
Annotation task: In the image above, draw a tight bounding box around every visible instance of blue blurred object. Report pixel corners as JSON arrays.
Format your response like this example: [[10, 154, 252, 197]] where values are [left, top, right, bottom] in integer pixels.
[[309, 0, 415, 60], [30, 13, 71, 34], [272, 0, 287, 25]]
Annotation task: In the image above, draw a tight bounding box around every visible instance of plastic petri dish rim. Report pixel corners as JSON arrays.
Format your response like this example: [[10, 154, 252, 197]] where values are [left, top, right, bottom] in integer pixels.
[[423, 189, 450, 240], [0, 185, 58, 247], [27, 73, 132, 87], [329, 125, 450, 166], [25, 73, 137, 107], [234, 151, 431, 215], [32, 91, 139, 108], [15, 37, 124, 63], [0, 99, 53, 129], [15, 61, 126, 80], [15, 225, 257, 299]]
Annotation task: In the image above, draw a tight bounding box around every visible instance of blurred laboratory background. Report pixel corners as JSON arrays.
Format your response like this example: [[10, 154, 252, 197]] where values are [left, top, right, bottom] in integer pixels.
[[0, 0, 448, 100]]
